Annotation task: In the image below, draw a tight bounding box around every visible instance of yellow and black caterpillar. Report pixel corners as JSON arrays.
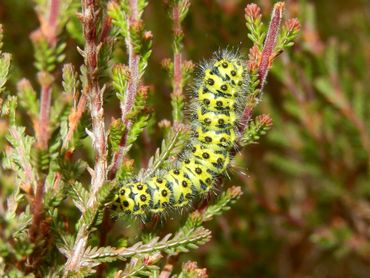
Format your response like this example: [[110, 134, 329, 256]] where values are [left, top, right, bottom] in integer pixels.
[[112, 51, 247, 216]]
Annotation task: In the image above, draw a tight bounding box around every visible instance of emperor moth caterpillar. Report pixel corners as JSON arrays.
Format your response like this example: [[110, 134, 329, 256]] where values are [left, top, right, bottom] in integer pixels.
[[111, 50, 247, 216]]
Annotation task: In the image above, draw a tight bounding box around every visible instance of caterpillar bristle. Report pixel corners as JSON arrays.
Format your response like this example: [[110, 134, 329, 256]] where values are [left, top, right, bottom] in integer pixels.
[[113, 50, 248, 218]]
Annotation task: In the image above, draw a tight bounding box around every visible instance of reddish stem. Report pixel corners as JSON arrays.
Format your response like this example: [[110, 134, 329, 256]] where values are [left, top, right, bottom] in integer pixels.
[[25, 1, 61, 270], [100, 16, 112, 43], [38, 83, 52, 149], [48, 0, 59, 46], [82, 0, 107, 200], [63, 13, 111, 152], [120, 0, 140, 123], [172, 4, 183, 99], [173, 53, 182, 97], [239, 2, 284, 131], [64, 0, 107, 274], [109, 0, 140, 179], [258, 2, 284, 88], [103, 3, 142, 275], [29, 180, 45, 242]]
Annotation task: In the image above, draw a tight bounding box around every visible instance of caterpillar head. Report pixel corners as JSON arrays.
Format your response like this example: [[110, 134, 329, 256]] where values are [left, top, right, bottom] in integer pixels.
[[112, 182, 151, 216]]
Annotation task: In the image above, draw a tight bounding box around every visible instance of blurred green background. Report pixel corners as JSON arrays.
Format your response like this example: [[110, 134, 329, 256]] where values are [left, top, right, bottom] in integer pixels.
[[0, 0, 369, 277]]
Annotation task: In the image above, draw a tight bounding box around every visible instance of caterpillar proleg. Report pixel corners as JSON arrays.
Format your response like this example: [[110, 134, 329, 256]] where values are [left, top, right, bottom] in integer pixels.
[[111, 50, 247, 216]]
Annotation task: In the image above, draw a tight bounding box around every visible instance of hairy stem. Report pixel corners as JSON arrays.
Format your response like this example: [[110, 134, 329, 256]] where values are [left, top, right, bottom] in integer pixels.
[[29, 180, 45, 242], [109, 0, 141, 179], [239, 2, 284, 130], [120, 0, 140, 123], [172, 3, 183, 99], [258, 2, 284, 88], [37, 81, 52, 150], [47, 0, 59, 47], [63, 17, 111, 151], [64, 0, 107, 274], [84, 4, 107, 202], [24, 1, 62, 270]]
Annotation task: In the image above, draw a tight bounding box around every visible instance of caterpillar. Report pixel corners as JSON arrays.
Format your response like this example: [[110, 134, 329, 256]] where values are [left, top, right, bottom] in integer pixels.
[[111, 50, 247, 216]]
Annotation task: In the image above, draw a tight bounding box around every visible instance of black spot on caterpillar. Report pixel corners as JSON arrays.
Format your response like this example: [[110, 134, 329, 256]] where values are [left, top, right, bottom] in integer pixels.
[[112, 50, 247, 216]]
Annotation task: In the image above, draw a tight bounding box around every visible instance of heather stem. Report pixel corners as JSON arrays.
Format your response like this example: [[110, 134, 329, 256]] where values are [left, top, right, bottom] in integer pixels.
[[48, 0, 59, 47], [29, 180, 45, 242], [36, 0, 60, 150], [26, 0, 61, 269], [173, 53, 182, 97], [83, 3, 107, 201], [258, 2, 284, 88], [37, 81, 52, 150], [167, 0, 190, 124], [172, 3, 182, 99], [109, 0, 141, 179], [239, 2, 284, 131], [120, 0, 140, 123], [64, 0, 107, 274], [63, 17, 111, 151]]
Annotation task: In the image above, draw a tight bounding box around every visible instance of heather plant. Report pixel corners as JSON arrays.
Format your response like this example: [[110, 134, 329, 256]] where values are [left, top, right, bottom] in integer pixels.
[[185, 1, 369, 277], [0, 1, 299, 277], [238, 2, 370, 276]]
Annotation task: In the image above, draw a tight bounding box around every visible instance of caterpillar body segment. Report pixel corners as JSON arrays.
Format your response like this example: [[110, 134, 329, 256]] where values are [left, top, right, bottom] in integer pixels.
[[112, 51, 247, 216]]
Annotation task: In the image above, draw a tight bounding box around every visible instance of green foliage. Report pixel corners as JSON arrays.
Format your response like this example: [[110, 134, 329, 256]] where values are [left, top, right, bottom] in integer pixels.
[[118, 253, 161, 277], [245, 4, 265, 50], [275, 18, 301, 52], [70, 181, 90, 213], [3, 126, 37, 187], [31, 147, 50, 174], [108, 118, 126, 153], [118, 227, 211, 258], [0, 24, 10, 96], [170, 94, 185, 123], [108, 1, 129, 38], [33, 39, 66, 72], [0, 53, 10, 94], [1, 95, 17, 125], [62, 63, 80, 95], [140, 125, 189, 179], [171, 0, 190, 53], [17, 79, 39, 121], [111, 64, 129, 102], [127, 114, 150, 146], [203, 186, 244, 221], [240, 114, 273, 146]]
